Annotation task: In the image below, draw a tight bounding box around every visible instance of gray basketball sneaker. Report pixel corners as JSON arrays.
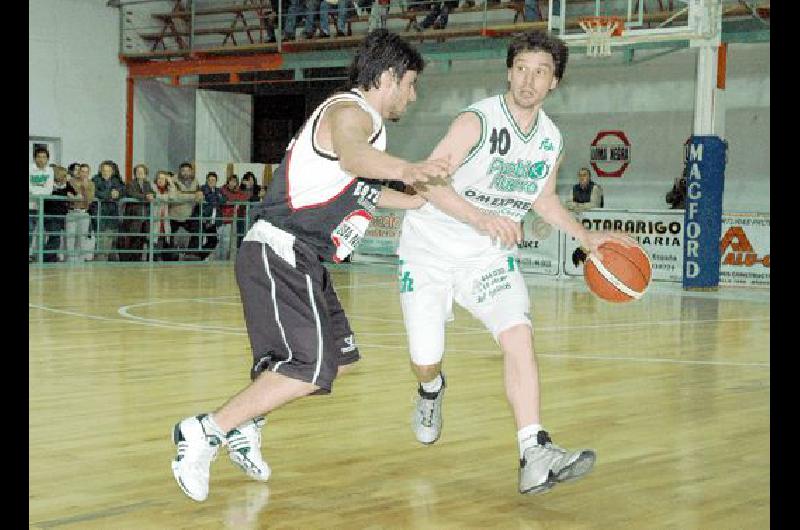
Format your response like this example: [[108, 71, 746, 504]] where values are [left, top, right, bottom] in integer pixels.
[[519, 430, 596, 495], [411, 374, 446, 445], [171, 414, 223, 502], [226, 416, 271, 482]]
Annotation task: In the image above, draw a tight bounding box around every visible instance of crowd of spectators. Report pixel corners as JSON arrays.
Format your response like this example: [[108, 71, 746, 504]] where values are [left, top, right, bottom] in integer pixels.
[[28, 149, 266, 263], [269, 0, 559, 39]]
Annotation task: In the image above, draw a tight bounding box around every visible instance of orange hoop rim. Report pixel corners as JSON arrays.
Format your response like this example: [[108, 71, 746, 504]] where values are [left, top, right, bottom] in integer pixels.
[[578, 16, 625, 37]]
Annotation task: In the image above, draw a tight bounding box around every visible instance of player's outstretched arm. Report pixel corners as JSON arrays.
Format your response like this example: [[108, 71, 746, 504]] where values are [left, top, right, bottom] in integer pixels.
[[377, 188, 426, 210], [328, 102, 449, 186], [533, 157, 635, 259]]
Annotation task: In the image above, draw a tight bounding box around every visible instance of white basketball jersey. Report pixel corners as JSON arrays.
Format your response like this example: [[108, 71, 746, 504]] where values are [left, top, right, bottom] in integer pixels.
[[399, 94, 563, 263]]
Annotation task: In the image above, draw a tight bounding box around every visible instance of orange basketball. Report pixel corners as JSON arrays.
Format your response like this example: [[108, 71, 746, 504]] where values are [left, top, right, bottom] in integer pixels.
[[584, 241, 652, 303]]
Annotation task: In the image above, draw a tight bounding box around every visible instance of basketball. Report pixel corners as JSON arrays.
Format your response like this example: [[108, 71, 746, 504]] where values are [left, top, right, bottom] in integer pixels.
[[584, 241, 652, 303]]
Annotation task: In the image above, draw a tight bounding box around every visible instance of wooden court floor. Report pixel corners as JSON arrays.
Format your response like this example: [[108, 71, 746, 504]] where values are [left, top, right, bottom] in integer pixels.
[[29, 263, 770, 529]]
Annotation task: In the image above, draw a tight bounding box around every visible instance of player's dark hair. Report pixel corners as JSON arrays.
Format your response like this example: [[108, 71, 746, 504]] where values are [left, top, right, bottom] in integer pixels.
[[507, 31, 569, 80], [348, 30, 425, 90]]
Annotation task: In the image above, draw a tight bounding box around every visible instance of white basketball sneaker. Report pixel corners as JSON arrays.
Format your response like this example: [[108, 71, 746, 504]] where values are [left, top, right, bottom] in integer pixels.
[[226, 416, 271, 482], [171, 414, 223, 502], [411, 375, 446, 445], [519, 430, 596, 495]]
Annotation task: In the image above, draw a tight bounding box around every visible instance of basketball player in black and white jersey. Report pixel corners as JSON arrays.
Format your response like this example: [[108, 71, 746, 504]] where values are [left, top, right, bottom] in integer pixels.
[[170, 30, 450, 502]]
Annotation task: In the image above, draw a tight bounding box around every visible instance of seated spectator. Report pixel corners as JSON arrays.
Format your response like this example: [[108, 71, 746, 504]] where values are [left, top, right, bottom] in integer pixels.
[[666, 173, 687, 209], [524, 0, 560, 22], [411, 0, 457, 31], [283, 0, 305, 40], [90, 160, 126, 261], [219, 175, 251, 260], [67, 162, 81, 181], [304, 0, 333, 38], [29, 147, 55, 262], [197, 172, 227, 260], [119, 164, 155, 262], [368, 0, 390, 31], [330, 0, 352, 37], [152, 170, 177, 261], [66, 163, 95, 262], [566, 167, 604, 212], [43, 166, 77, 262], [169, 162, 202, 257]]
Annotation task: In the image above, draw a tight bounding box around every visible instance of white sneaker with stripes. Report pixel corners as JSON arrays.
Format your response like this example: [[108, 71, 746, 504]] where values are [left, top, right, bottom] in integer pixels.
[[171, 414, 223, 502], [226, 416, 271, 482]]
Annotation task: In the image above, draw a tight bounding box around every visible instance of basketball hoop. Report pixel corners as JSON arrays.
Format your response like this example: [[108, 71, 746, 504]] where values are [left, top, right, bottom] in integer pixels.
[[578, 16, 624, 58]]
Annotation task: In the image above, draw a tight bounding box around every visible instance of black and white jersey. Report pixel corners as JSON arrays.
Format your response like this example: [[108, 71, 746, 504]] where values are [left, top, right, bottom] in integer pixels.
[[252, 89, 386, 263]]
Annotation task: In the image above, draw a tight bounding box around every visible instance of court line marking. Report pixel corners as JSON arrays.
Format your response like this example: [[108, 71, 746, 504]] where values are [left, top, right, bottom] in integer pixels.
[[29, 303, 768, 368], [31, 500, 168, 529], [114, 298, 771, 336], [356, 343, 770, 369]]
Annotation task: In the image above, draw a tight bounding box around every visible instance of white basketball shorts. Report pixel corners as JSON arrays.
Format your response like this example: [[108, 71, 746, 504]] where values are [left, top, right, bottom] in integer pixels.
[[399, 253, 532, 366]]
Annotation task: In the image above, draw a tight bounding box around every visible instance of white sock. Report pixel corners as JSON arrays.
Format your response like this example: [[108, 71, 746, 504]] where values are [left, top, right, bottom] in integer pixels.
[[517, 423, 543, 458], [420, 374, 443, 394]]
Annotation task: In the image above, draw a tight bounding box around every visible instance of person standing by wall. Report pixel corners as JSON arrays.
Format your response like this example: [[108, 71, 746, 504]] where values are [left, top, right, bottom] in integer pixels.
[[90, 160, 126, 261], [29, 147, 55, 262], [66, 163, 95, 262]]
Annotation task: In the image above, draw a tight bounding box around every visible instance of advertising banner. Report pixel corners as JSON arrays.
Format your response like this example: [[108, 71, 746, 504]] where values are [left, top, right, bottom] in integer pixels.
[[719, 213, 770, 287], [562, 209, 685, 282], [518, 210, 560, 275], [353, 208, 405, 257]]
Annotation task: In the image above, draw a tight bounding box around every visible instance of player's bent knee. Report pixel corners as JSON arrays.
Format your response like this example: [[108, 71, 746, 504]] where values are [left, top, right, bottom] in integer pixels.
[[497, 322, 533, 349]]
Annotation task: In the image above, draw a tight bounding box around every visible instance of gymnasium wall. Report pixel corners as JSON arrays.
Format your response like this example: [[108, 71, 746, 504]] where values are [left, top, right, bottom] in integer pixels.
[[133, 80, 197, 176], [195, 90, 253, 163], [29, 0, 127, 169], [386, 42, 770, 213]]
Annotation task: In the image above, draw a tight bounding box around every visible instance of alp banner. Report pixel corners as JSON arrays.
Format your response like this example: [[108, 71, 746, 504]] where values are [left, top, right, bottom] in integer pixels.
[[354, 208, 405, 257], [562, 209, 684, 282], [517, 210, 560, 275], [682, 136, 727, 288], [719, 213, 770, 287]]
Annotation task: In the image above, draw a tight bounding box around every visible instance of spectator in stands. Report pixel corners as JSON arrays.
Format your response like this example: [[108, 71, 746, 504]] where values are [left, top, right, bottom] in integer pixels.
[[67, 162, 81, 181], [331, 0, 352, 37], [524, 0, 560, 22], [412, 0, 457, 31], [43, 166, 77, 262], [152, 170, 176, 261], [219, 174, 250, 260], [197, 172, 227, 260], [283, 0, 305, 40], [566, 167, 604, 212], [118, 164, 155, 262], [29, 147, 55, 262], [240, 172, 261, 202], [66, 163, 95, 262], [90, 160, 126, 261], [666, 172, 687, 209], [367, 0, 390, 31], [169, 162, 202, 257], [302, 0, 333, 38]]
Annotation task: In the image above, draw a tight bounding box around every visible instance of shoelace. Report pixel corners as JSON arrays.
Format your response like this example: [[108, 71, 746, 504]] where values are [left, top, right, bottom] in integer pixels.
[[418, 398, 436, 428]]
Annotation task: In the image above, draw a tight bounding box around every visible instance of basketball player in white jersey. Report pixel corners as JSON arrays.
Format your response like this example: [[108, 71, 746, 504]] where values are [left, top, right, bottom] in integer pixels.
[[170, 31, 450, 502], [398, 31, 635, 495]]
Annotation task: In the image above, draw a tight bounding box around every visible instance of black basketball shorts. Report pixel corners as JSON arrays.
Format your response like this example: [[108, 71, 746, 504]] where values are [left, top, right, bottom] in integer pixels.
[[235, 220, 360, 394]]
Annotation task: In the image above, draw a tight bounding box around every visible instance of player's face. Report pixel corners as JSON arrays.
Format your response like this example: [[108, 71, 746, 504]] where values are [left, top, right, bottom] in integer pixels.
[[507, 51, 558, 110], [385, 70, 418, 122]]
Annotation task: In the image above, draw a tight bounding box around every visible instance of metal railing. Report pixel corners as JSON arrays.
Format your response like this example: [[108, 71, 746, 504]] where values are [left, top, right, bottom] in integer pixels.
[[28, 195, 257, 264]]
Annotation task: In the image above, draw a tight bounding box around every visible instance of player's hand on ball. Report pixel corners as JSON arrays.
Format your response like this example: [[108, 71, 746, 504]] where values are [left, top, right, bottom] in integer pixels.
[[581, 231, 637, 261], [401, 159, 450, 185], [473, 213, 522, 248]]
